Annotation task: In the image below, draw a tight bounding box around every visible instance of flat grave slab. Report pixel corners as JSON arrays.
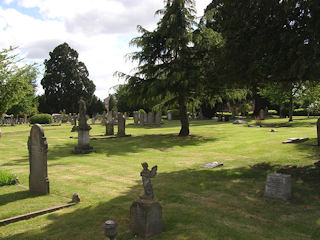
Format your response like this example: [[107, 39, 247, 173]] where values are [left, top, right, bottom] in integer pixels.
[[200, 162, 224, 168]]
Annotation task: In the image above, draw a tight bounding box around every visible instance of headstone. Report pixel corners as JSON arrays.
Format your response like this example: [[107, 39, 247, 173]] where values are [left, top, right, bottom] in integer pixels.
[[133, 111, 139, 126], [130, 162, 162, 238], [259, 109, 265, 120], [73, 100, 93, 154], [147, 112, 154, 125], [155, 112, 161, 125], [106, 111, 114, 136], [317, 118, 320, 146], [139, 112, 145, 126], [264, 173, 292, 201], [101, 111, 107, 126], [144, 113, 148, 123], [167, 112, 172, 121], [28, 124, 49, 195], [233, 120, 248, 125], [117, 112, 126, 137]]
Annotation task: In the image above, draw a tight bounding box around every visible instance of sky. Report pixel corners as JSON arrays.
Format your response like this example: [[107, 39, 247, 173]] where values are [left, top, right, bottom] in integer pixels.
[[0, 0, 212, 100]]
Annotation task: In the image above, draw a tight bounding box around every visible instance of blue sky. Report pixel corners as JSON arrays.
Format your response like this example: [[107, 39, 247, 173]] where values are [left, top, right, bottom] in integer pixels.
[[0, 0, 211, 99]]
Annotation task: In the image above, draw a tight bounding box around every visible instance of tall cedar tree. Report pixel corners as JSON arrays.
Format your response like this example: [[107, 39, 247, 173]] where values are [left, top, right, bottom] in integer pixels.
[[122, 0, 198, 136], [41, 43, 95, 113]]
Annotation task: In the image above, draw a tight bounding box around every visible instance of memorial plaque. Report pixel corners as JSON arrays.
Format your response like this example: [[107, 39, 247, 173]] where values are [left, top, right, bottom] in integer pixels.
[[264, 173, 291, 201]]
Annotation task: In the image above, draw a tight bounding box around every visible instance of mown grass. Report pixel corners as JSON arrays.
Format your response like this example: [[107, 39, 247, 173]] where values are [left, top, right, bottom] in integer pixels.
[[0, 117, 320, 240]]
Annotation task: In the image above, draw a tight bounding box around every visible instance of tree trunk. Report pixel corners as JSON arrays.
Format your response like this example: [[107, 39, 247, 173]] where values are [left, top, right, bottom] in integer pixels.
[[178, 95, 189, 136], [288, 94, 293, 122]]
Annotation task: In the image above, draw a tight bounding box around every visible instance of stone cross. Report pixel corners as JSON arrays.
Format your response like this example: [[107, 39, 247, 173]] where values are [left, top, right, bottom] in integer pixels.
[[264, 173, 291, 201], [28, 124, 49, 195]]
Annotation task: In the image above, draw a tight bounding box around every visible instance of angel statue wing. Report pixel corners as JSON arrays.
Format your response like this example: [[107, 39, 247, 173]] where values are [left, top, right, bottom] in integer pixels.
[[150, 166, 158, 178]]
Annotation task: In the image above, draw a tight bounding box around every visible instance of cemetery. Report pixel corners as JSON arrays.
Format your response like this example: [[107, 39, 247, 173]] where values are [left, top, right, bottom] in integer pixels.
[[0, 115, 320, 239], [1, 0, 320, 239]]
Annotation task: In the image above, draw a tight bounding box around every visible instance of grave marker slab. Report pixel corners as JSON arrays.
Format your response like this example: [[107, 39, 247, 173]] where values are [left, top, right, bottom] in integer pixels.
[[28, 124, 49, 195], [264, 173, 291, 201]]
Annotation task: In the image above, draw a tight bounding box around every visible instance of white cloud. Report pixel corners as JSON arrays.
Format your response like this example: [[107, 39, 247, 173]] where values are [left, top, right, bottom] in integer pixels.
[[0, 0, 212, 100]]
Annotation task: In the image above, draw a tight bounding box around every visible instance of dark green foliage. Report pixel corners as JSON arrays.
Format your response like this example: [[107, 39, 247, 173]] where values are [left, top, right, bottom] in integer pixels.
[[0, 170, 16, 186], [41, 43, 95, 113], [30, 114, 53, 124], [168, 109, 180, 120], [87, 95, 105, 116]]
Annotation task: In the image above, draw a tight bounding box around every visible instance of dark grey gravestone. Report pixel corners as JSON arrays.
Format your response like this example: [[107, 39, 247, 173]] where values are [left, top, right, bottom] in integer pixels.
[[117, 113, 126, 137], [147, 112, 154, 125], [155, 112, 161, 125], [264, 173, 291, 201], [28, 124, 49, 195], [130, 199, 162, 238]]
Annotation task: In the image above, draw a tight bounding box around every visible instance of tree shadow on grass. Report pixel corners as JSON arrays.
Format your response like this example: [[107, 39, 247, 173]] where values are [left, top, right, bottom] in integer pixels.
[[0, 190, 38, 206], [91, 134, 216, 157], [4, 165, 320, 240]]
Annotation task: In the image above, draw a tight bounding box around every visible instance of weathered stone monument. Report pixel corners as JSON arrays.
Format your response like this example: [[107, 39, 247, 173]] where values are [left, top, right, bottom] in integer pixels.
[[147, 112, 154, 125], [133, 111, 139, 126], [264, 173, 292, 201], [130, 162, 162, 238], [101, 111, 107, 126], [155, 112, 161, 125], [259, 109, 265, 120], [73, 100, 93, 154], [106, 111, 114, 136], [28, 124, 49, 195], [102, 220, 118, 240], [139, 112, 145, 126], [117, 112, 126, 137]]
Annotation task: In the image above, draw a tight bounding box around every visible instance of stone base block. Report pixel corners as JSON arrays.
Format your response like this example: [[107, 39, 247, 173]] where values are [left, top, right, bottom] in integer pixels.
[[72, 145, 94, 154], [130, 199, 162, 238]]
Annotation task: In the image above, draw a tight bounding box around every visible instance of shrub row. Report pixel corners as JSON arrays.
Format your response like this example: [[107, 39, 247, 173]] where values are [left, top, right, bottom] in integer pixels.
[[30, 114, 53, 124]]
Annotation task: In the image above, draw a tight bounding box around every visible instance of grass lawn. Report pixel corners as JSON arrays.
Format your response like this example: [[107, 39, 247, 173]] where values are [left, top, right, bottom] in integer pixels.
[[0, 117, 319, 239]]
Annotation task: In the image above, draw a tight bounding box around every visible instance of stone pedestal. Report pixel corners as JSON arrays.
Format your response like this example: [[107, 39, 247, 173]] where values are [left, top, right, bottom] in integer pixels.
[[264, 173, 292, 201], [130, 199, 162, 238], [73, 130, 93, 154]]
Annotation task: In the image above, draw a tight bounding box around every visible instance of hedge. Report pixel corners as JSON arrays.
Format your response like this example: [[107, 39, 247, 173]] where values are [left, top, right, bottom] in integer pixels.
[[30, 114, 53, 124]]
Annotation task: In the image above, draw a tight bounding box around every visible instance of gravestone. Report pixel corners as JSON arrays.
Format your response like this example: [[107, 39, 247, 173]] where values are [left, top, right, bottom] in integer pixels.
[[133, 111, 139, 126], [167, 112, 172, 121], [73, 100, 93, 154], [259, 109, 265, 120], [101, 111, 107, 126], [147, 112, 154, 125], [144, 113, 148, 124], [317, 118, 320, 146], [130, 162, 162, 238], [28, 124, 49, 195], [117, 112, 126, 137], [106, 112, 114, 136], [139, 112, 145, 126], [71, 114, 78, 132], [264, 173, 291, 201], [155, 112, 161, 125]]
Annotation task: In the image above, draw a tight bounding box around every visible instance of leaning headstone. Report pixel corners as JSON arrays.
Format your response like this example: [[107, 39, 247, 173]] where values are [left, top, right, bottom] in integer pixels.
[[73, 100, 93, 154], [264, 173, 292, 201], [130, 162, 162, 238], [317, 118, 320, 146], [28, 124, 49, 195], [139, 112, 145, 126], [117, 112, 126, 137], [106, 111, 114, 136]]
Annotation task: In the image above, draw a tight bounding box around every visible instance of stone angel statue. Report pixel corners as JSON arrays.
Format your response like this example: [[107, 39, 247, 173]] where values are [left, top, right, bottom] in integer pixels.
[[140, 162, 158, 200]]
